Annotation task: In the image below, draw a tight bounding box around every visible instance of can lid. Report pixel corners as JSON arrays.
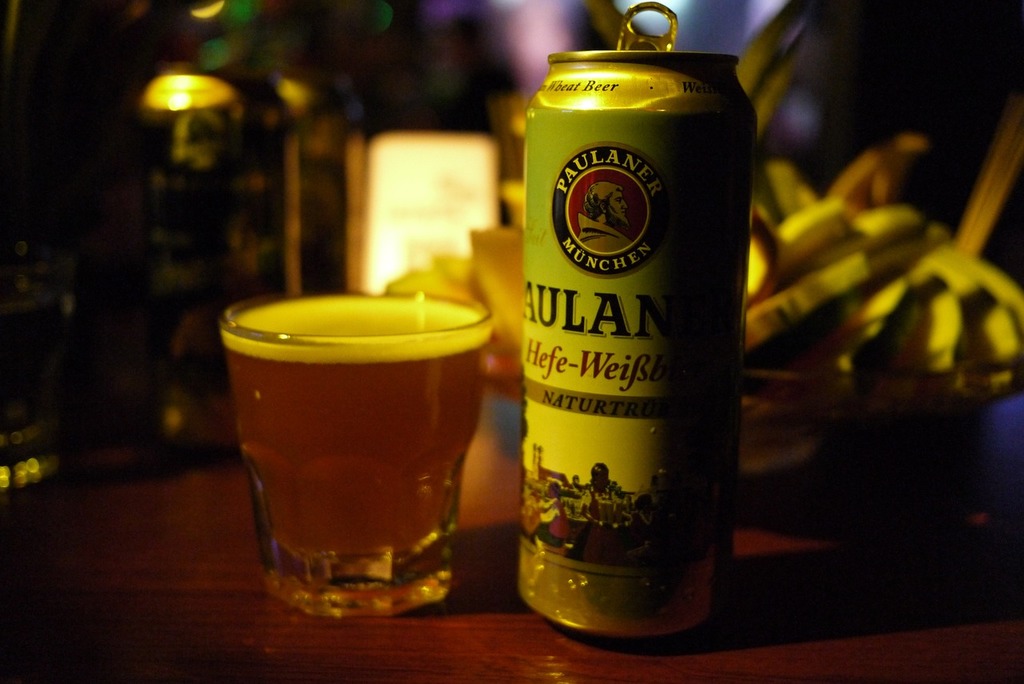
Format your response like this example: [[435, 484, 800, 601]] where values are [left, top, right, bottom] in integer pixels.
[[617, 2, 677, 51]]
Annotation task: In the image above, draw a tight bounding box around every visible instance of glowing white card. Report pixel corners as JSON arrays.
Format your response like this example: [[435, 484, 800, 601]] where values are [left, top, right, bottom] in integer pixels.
[[360, 131, 500, 293]]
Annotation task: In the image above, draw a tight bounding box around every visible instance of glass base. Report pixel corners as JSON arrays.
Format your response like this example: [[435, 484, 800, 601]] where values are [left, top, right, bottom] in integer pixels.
[[242, 454, 462, 617], [264, 569, 450, 617], [260, 541, 452, 616]]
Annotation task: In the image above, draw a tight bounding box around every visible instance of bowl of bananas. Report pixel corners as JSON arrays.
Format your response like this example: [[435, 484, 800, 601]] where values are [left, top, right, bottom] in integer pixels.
[[739, 122, 1024, 472], [746, 120, 1024, 395], [725, 0, 1024, 470]]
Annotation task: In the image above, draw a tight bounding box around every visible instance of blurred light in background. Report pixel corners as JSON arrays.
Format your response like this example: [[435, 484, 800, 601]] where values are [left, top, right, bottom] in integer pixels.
[[368, 1, 396, 34], [611, 0, 787, 54], [421, 0, 793, 96], [190, 1, 226, 21], [198, 37, 231, 71], [421, 0, 585, 96]]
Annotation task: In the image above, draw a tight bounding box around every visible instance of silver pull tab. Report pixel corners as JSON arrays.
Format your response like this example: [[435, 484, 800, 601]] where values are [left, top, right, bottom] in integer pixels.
[[617, 2, 678, 51]]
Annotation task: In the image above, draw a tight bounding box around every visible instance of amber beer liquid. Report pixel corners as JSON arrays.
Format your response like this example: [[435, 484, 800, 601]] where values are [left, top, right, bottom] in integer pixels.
[[220, 295, 491, 615], [518, 12, 755, 637]]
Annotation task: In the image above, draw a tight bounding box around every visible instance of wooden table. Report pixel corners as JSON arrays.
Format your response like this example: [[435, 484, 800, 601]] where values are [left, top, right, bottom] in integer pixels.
[[3, 389, 1023, 682]]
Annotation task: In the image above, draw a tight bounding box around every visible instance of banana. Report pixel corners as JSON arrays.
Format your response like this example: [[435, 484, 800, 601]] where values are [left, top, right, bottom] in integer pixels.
[[915, 244, 1024, 364], [916, 246, 980, 297], [958, 289, 1023, 364], [827, 145, 885, 215], [746, 287, 864, 370], [746, 249, 870, 352], [852, 280, 921, 371], [827, 131, 931, 216], [850, 277, 913, 330], [471, 228, 524, 354], [433, 255, 475, 285], [925, 244, 1024, 334], [386, 257, 478, 303], [747, 223, 946, 352], [852, 203, 927, 240], [861, 221, 950, 283], [892, 275, 962, 372], [773, 195, 850, 285], [870, 132, 932, 206], [763, 156, 820, 219], [854, 274, 962, 373], [788, 203, 928, 281], [753, 164, 784, 226], [747, 209, 778, 304], [778, 276, 907, 372]]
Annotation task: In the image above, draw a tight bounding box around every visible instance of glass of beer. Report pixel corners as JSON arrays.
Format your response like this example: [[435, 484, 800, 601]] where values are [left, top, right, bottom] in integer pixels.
[[219, 293, 492, 616]]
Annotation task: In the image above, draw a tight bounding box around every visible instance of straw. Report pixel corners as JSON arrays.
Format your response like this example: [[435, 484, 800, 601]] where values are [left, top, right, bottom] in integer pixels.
[[954, 93, 1024, 256]]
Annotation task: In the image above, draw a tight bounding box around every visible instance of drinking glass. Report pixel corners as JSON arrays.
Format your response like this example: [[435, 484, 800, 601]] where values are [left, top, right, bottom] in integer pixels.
[[220, 293, 492, 616]]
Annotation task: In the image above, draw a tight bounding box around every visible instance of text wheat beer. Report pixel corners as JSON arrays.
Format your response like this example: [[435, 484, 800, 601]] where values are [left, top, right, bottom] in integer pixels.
[[518, 8, 754, 638]]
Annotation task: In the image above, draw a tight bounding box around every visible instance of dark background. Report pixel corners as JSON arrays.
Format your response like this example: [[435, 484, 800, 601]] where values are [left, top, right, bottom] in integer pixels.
[[1, 0, 1022, 452]]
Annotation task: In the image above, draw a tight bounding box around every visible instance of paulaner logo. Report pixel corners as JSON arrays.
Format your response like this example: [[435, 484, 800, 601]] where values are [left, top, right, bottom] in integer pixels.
[[552, 144, 669, 276]]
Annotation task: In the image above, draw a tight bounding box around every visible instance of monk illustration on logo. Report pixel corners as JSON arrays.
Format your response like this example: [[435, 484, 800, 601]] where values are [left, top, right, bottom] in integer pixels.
[[576, 181, 632, 253], [553, 146, 664, 275]]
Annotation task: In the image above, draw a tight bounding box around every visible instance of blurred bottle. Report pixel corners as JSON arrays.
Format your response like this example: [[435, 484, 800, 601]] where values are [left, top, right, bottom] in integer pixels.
[[276, 71, 364, 293], [136, 59, 363, 454], [138, 66, 290, 453]]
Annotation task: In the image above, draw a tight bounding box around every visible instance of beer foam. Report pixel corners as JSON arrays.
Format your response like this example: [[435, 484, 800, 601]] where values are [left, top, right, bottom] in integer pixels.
[[220, 295, 492, 364]]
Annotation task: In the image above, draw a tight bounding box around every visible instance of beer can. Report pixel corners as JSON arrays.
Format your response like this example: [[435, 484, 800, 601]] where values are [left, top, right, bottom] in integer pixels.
[[518, 4, 755, 638]]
